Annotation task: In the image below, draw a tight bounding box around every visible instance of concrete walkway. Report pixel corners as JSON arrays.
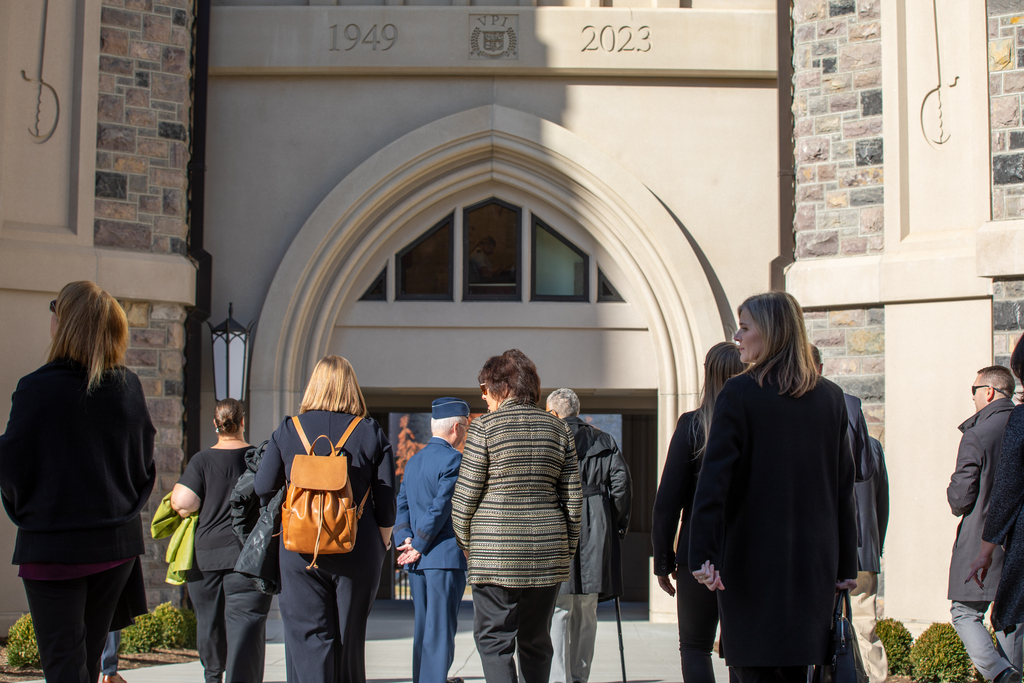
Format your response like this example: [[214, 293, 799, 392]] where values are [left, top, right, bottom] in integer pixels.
[[35, 601, 729, 683]]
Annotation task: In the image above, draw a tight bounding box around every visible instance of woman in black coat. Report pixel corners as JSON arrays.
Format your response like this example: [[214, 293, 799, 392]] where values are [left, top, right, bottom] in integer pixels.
[[254, 355, 396, 683], [0, 281, 155, 683], [688, 292, 859, 683], [969, 335, 1024, 632], [652, 341, 743, 683]]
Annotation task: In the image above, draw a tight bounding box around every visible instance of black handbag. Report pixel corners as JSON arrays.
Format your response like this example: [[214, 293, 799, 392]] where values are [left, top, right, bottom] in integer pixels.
[[812, 590, 869, 683]]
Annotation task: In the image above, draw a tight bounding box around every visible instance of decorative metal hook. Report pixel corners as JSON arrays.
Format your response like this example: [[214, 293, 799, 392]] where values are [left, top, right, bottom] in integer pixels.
[[23, 0, 59, 144], [920, 0, 957, 148]]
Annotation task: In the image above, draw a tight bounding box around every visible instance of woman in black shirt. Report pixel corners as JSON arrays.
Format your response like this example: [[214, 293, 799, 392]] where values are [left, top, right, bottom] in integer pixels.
[[171, 399, 273, 683], [652, 341, 743, 683]]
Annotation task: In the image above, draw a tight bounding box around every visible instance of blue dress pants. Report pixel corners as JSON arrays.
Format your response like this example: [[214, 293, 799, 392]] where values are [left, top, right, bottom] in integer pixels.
[[409, 569, 467, 683]]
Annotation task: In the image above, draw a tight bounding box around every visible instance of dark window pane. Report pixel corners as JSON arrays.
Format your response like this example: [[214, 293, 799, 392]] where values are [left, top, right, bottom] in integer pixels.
[[396, 216, 452, 300], [464, 199, 520, 300], [360, 268, 387, 301], [532, 218, 588, 301], [597, 268, 624, 303]]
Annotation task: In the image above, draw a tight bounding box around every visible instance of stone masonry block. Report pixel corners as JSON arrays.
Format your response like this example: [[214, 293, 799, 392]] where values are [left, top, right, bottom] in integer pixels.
[[844, 119, 883, 139], [126, 348, 158, 367], [829, 0, 855, 17], [851, 187, 883, 206], [162, 47, 188, 75], [860, 206, 883, 234], [95, 219, 151, 250], [143, 14, 172, 42], [149, 168, 185, 188], [796, 205, 817, 232], [829, 309, 865, 327], [1004, 71, 1024, 94], [113, 154, 147, 174], [154, 217, 187, 238], [797, 184, 824, 202], [95, 171, 127, 199], [151, 303, 186, 322], [797, 71, 822, 91], [856, 138, 883, 166], [838, 43, 881, 71], [832, 375, 884, 403], [858, 0, 880, 20], [160, 350, 184, 378], [138, 138, 169, 158], [830, 93, 858, 112], [847, 328, 884, 354], [995, 280, 1024, 299], [812, 329, 846, 347], [794, 0, 826, 22], [148, 398, 183, 426], [818, 164, 838, 181], [797, 137, 830, 163], [819, 19, 847, 38], [819, 209, 858, 230], [101, 7, 142, 31], [826, 191, 848, 208], [97, 94, 124, 123], [840, 168, 883, 188], [861, 90, 882, 116], [841, 237, 868, 255], [131, 328, 168, 348], [123, 301, 151, 327], [995, 300, 1024, 330], [854, 70, 882, 89], [95, 199, 137, 221], [151, 74, 187, 103], [797, 230, 840, 258], [994, 153, 1024, 185], [97, 123, 136, 153], [154, 446, 183, 473], [992, 38, 1016, 71], [849, 21, 880, 42], [100, 27, 129, 56], [162, 189, 183, 217], [824, 358, 860, 375], [129, 40, 163, 62], [993, 96, 1022, 129]]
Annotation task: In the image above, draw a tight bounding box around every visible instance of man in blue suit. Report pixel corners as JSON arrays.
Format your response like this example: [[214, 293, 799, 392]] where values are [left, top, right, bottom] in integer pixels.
[[394, 397, 471, 683]]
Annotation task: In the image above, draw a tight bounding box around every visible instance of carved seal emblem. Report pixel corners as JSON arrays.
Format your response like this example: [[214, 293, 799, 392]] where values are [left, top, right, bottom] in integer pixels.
[[470, 15, 518, 60]]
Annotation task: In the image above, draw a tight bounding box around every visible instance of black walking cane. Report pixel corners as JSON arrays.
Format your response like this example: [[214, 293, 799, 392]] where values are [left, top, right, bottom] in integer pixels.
[[614, 596, 627, 683]]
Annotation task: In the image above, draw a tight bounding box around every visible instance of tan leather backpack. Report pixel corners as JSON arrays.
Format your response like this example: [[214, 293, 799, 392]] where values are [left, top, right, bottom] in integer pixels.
[[281, 415, 369, 569]]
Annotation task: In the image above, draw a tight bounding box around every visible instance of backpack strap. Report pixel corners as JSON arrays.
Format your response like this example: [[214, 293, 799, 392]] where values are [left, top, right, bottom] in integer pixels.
[[335, 416, 362, 451], [292, 416, 312, 453]]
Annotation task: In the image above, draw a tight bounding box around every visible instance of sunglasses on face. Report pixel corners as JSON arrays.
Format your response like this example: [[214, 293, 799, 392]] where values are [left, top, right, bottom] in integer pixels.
[[49, 299, 57, 314]]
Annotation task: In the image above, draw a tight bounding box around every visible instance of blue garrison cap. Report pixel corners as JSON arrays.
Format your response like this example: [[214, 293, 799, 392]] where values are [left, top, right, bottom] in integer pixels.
[[432, 397, 470, 419]]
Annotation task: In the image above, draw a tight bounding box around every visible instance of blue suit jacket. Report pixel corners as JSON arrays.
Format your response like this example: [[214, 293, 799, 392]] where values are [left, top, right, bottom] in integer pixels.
[[393, 437, 467, 571]]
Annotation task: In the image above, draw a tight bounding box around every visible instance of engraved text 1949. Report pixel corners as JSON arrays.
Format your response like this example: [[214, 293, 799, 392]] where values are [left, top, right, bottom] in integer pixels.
[[330, 23, 398, 52]]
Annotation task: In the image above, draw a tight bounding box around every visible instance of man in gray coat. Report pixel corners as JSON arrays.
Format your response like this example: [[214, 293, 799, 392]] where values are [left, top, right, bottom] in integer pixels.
[[852, 437, 889, 683], [545, 389, 631, 683], [948, 365, 1020, 683]]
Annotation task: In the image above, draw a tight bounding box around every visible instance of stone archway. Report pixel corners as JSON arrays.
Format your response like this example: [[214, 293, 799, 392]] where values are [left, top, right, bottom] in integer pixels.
[[249, 104, 726, 457]]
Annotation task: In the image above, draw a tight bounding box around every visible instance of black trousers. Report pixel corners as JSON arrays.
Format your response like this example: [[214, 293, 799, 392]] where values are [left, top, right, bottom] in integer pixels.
[[732, 666, 809, 683], [188, 568, 274, 683], [472, 583, 560, 683], [22, 560, 135, 683], [278, 541, 384, 683], [676, 570, 720, 683]]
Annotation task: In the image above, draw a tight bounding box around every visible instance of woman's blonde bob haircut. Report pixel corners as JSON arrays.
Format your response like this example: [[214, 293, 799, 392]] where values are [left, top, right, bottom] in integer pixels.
[[739, 291, 819, 398], [299, 355, 369, 417], [47, 281, 129, 393]]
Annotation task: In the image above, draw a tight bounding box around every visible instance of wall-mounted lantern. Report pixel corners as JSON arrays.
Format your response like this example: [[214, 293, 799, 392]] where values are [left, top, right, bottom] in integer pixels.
[[208, 303, 254, 403]]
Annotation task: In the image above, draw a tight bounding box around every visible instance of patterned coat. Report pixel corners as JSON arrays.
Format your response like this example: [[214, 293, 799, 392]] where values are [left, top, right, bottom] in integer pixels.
[[452, 399, 583, 587]]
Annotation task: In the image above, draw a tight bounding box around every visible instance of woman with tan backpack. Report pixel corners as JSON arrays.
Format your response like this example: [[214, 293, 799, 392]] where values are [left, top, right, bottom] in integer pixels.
[[254, 355, 397, 683]]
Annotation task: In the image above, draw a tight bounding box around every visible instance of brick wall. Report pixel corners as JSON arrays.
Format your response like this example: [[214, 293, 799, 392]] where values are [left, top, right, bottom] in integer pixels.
[[95, 0, 191, 255], [792, 0, 884, 259], [122, 300, 187, 606], [806, 307, 886, 444]]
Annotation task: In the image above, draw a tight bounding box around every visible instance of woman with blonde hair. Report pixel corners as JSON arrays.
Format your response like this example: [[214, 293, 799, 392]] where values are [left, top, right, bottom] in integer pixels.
[[652, 341, 744, 682], [688, 292, 858, 683], [254, 355, 396, 683], [0, 281, 155, 683]]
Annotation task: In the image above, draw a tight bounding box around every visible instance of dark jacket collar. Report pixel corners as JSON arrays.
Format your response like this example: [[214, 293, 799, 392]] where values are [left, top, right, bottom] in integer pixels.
[[959, 397, 1015, 433]]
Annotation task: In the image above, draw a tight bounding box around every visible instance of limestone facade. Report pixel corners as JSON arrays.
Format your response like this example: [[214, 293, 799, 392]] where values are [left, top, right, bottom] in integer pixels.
[[793, 0, 883, 260]]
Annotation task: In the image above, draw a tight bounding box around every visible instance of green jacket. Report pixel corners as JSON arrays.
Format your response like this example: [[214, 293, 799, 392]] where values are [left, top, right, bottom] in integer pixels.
[[151, 492, 197, 586]]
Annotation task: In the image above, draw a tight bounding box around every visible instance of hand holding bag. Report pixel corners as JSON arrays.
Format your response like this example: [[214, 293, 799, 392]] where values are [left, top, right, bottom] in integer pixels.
[[812, 589, 869, 683]]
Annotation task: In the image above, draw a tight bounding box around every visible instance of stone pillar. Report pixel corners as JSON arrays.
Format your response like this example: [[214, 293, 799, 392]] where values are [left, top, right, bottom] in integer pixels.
[[792, 0, 884, 260], [95, 0, 191, 253], [122, 300, 188, 607]]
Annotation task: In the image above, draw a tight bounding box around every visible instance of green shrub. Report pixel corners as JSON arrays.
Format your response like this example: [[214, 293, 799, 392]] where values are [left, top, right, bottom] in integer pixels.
[[6, 613, 40, 668], [911, 622, 974, 683], [153, 602, 186, 648], [120, 612, 163, 654], [877, 617, 914, 676], [120, 602, 198, 653]]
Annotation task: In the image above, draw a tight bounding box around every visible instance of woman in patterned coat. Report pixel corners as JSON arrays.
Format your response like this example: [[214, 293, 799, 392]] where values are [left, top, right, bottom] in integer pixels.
[[453, 349, 583, 683]]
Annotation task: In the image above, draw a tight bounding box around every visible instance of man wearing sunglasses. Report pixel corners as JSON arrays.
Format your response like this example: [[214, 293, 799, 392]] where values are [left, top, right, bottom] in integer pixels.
[[947, 366, 1020, 683]]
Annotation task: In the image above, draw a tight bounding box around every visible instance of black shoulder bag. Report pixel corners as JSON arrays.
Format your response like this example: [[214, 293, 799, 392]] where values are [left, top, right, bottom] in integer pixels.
[[812, 589, 869, 683]]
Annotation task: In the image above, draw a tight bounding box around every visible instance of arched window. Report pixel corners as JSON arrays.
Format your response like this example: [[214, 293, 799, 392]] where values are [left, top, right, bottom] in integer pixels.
[[463, 198, 521, 301], [395, 214, 453, 300], [531, 216, 588, 302]]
